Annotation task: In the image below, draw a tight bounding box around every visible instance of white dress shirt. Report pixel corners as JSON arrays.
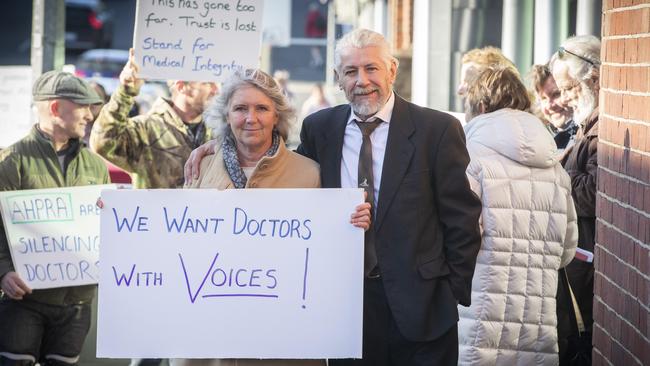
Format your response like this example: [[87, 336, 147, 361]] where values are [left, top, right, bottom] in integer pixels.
[[340, 92, 395, 208]]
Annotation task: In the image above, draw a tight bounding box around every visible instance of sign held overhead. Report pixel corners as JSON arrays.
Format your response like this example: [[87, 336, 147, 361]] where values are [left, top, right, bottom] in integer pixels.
[[133, 0, 264, 81]]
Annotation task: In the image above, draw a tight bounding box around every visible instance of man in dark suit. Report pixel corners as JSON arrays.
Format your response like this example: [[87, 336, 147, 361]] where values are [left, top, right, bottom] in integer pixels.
[[297, 29, 481, 365], [184, 28, 481, 366]]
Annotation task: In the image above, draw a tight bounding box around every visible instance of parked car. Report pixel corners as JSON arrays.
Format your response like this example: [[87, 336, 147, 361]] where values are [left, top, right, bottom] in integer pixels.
[[74, 48, 128, 78], [65, 0, 113, 50]]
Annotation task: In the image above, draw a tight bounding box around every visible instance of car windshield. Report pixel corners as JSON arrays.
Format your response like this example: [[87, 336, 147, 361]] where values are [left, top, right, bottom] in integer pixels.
[[75, 49, 128, 78], [77, 58, 123, 77]]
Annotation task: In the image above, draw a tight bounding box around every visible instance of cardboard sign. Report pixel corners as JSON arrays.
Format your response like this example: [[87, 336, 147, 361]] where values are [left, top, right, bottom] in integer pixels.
[[97, 188, 364, 359], [0, 185, 116, 289], [0, 66, 33, 148], [133, 0, 264, 81]]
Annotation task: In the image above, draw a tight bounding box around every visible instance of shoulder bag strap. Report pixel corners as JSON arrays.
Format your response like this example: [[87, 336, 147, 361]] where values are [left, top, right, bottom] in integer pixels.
[[561, 267, 586, 334]]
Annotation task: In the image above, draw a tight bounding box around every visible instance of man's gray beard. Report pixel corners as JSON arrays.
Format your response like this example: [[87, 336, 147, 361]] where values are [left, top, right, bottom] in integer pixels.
[[351, 99, 381, 119], [573, 84, 597, 126]]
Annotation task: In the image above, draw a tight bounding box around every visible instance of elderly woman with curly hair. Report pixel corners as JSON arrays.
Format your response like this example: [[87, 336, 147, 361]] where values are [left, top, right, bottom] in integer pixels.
[[177, 69, 370, 366]]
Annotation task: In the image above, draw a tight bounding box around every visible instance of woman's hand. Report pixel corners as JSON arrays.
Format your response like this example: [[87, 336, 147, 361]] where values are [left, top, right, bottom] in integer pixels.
[[350, 202, 372, 231]]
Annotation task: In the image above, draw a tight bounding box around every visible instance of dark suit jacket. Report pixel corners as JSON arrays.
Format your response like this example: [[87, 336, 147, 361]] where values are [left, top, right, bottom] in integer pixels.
[[297, 95, 482, 342]]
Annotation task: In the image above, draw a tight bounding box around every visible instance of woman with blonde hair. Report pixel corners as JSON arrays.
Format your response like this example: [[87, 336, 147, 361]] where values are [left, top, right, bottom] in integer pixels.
[[458, 66, 578, 365]]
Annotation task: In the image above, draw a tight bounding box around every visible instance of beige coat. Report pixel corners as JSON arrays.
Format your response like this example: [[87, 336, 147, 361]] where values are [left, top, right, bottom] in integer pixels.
[[179, 138, 323, 366], [187, 138, 320, 190]]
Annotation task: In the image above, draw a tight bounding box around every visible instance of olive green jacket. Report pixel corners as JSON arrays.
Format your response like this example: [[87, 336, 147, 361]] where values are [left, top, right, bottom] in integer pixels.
[[90, 85, 213, 189], [0, 126, 109, 305]]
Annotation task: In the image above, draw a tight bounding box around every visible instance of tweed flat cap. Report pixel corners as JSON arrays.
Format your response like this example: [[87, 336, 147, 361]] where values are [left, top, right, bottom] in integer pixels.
[[32, 70, 103, 105]]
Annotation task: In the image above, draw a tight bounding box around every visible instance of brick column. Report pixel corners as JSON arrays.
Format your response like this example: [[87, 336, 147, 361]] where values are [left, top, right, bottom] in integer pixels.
[[595, 1, 650, 365]]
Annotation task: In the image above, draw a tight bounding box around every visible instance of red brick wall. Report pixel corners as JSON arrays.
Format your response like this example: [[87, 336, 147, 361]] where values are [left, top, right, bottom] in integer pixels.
[[596, 1, 650, 364]]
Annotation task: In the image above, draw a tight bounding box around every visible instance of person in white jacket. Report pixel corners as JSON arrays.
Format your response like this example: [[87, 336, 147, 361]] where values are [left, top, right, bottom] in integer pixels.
[[458, 66, 578, 366]]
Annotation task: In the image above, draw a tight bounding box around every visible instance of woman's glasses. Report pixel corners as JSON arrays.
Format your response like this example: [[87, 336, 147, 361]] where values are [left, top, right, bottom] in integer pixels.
[[558, 46, 600, 66]]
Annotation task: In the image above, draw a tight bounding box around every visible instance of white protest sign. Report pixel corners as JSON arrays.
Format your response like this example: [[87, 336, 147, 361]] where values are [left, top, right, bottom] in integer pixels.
[[97, 188, 363, 359], [0, 66, 33, 148], [0, 185, 116, 289], [133, 0, 264, 81]]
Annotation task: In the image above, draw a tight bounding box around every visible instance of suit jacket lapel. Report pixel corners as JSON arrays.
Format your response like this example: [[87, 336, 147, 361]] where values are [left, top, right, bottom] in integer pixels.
[[375, 95, 415, 231], [320, 105, 350, 188]]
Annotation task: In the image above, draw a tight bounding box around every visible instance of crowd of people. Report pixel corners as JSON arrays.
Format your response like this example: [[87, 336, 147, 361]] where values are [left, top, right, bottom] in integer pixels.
[[0, 26, 601, 366]]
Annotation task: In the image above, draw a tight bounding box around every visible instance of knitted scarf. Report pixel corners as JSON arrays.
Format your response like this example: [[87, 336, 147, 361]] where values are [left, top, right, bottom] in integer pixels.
[[221, 129, 280, 188]]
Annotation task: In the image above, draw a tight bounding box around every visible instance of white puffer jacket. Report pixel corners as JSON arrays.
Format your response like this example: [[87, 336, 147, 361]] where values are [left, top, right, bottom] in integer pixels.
[[458, 109, 578, 366]]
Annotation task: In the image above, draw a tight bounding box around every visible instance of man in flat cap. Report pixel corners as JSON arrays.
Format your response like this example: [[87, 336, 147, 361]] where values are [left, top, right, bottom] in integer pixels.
[[0, 70, 109, 366]]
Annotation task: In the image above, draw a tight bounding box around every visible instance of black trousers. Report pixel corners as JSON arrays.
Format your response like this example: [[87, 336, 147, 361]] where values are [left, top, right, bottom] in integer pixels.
[[558, 260, 594, 365], [0, 297, 91, 365], [330, 276, 458, 366]]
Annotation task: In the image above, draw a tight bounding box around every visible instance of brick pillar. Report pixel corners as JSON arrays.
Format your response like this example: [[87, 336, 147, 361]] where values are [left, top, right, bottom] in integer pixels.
[[595, 1, 650, 365]]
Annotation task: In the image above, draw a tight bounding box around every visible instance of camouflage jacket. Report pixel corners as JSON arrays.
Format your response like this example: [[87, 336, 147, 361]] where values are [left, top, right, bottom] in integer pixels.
[[90, 85, 212, 188], [0, 126, 109, 305]]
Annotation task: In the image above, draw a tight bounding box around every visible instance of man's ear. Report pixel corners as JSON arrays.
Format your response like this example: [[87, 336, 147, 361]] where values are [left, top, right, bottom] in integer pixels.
[[49, 100, 60, 117], [589, 69, 600, 92], [175, 81, 189, 95], [334, 69, 341, 88], [389, 60, 398, 83]]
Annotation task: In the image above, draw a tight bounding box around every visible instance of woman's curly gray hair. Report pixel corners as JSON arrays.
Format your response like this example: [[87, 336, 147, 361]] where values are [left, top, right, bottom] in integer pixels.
[[204, 69, 295, 140]]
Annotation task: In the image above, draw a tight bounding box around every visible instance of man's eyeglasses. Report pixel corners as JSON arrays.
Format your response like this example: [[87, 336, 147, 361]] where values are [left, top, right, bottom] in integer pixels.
[[556, 79, 582, 95], [558, 46, 600, 66]]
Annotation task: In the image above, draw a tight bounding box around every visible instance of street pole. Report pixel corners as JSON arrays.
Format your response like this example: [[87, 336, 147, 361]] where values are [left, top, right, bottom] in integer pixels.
[[325, 0, 336, 88], [576, 0, 602, 37], [501, 0, 534, 76], [412, 0, 452, 110], [534, 0, 570, 64], [31, 0, 65, 79]]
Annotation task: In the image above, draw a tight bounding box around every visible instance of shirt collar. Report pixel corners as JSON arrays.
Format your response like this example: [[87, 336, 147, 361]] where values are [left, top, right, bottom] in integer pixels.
[[347, 91, 395, 125]]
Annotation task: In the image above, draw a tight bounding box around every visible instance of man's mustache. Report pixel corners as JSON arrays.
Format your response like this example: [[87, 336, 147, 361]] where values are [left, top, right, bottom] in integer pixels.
[[352, 88, 378, 96]]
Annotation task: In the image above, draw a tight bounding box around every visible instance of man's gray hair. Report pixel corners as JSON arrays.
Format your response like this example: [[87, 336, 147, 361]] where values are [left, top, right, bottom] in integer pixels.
[[334, 28, 399, 73], [204, 69, 294, 141], [549, 35, 601, 81]]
